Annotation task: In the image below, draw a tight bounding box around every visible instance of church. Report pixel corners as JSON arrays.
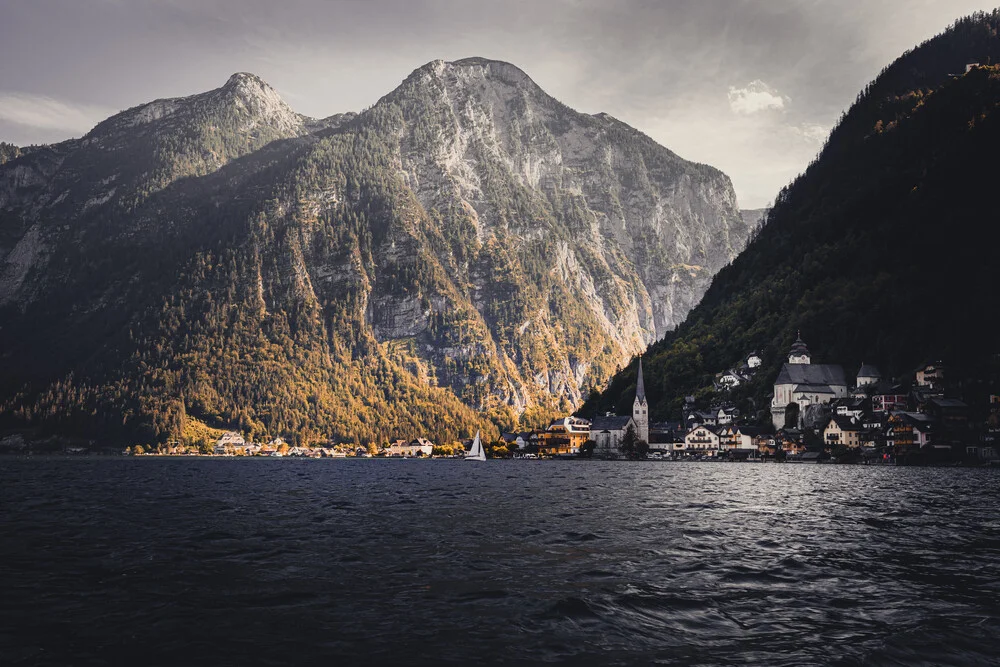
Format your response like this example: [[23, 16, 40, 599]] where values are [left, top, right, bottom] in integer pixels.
[[592, 357, 649, 457], [770, 334, 848, 429]]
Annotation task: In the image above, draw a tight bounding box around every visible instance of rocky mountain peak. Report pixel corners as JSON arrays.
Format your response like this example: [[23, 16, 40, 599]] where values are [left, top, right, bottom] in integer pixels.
[[213, 72, 302, 133], [86, 72, 302, 140], [400, 57, 548, 105]]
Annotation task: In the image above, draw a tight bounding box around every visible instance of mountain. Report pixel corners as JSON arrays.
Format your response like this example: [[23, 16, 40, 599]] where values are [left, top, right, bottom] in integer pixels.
[[740, 208, 767, 235], [0, 59, 750, 446], [582, 10, 1000, 422], [0, 143, 24, 165]]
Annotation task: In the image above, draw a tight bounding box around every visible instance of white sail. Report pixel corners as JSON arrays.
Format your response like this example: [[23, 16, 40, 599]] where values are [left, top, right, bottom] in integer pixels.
[[465, 430, 486, 461]]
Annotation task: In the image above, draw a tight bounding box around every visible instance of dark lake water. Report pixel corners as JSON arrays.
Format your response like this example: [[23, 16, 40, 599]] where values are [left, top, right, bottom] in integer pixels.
[[2, 459, 999, 666]]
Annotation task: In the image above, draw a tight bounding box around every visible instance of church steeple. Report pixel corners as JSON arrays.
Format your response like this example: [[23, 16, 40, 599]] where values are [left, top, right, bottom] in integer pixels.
[[636, 356, 646, 404], [632, 356, 649, 443]]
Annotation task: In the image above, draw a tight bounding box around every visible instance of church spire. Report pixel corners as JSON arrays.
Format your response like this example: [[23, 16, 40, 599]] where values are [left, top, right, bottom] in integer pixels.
[[636, 356, 646, 403]]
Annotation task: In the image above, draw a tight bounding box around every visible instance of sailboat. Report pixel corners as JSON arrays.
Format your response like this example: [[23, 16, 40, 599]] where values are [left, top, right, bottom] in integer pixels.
[[465, 430, 486, 461]]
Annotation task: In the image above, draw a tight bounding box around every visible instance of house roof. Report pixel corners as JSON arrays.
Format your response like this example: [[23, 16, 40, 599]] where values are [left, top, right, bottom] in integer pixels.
[[928, 398, 968, 409], [828, 415, 862, 431], [793, 383, 836, 394], [914, 360, 945, 372], [650, 421, 683, 431], [776, 363, 847, 387], [591, 415, 633, 431], [891, 411, 935, 428], [857, 363, 881, 379], [735, 426, 767, 436]]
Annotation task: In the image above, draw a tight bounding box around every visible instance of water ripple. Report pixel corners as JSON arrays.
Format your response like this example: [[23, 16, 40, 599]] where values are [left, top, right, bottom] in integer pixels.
[[1, 459, 998, 665]]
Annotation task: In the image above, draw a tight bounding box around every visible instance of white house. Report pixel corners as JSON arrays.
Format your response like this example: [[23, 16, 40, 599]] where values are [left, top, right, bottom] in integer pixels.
[[747, 352, 762, 369], [717, 371, 743, 389], [733, 426, 765, 450], [717, 407, 740, 425], [684, 426, 720, 457], [387, 438, 434, 457], [215, 431, 246, 454]]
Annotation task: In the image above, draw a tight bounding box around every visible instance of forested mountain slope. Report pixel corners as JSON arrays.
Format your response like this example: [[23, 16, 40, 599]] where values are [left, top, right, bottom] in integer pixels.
[[582, 11, 1000, 421]]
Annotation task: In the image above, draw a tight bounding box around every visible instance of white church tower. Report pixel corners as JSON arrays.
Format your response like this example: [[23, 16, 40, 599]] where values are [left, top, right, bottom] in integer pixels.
[[788, 331, 812, 364], [633, 356, 649, 443]]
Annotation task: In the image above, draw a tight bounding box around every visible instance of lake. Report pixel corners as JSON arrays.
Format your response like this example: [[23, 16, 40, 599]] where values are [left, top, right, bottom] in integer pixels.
[[2, 458, 999, 665]]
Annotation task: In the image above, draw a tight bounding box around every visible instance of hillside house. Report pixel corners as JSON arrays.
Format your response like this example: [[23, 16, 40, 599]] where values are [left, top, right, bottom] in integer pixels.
[[915, 361, 945, 389], [716, 406, 740, 425], [925, 398, 970, 428], [834, 397, 867, 420], [873, 393, 908, 413], [716, 370, 744, 389], [686, 410, 717, 429]]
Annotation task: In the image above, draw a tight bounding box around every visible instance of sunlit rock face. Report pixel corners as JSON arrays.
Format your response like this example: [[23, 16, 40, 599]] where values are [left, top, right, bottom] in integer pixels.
[[0, 60, 750, 442], [365, 58, 750, 407]]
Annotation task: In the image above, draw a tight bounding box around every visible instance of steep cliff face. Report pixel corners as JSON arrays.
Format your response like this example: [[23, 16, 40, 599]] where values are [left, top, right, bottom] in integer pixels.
[[391, 58, 746, 338], [356, 58, 749, 410], [0, 59, 750, 444]]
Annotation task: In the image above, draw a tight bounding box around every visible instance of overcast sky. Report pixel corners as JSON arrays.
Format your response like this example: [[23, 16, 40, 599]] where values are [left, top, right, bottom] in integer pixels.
[[0, 0, 991, 207]]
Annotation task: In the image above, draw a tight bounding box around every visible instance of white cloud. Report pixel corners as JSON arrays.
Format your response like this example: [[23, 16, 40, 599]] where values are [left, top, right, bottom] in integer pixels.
[[728, 80, 786, 114], [0, 92, 115, 134], [790, 122, 830, 145]]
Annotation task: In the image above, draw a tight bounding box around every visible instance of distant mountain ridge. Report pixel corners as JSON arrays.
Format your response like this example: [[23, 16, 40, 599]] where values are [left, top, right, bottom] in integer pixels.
[[582, 10, 1000, 422], [0, 58, 750, 445]]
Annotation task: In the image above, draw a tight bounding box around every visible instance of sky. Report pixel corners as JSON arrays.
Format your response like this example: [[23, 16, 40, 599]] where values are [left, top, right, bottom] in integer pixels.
[[0, 0, 992, 208]]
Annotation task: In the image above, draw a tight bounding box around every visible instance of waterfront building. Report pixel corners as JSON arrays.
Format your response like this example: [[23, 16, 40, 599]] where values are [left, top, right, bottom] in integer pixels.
[[684, 426, 720, 457], [591, 415, 636, 458], [733, 426, 766, 451], [387, 439, 434, 457], [824, 416, 864, 449], [215, 431, 246, 454], [538, 416, 591, 456]]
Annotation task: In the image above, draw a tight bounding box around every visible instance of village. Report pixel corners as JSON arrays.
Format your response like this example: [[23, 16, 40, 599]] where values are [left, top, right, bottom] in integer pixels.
[[122, 335, 1000, 466]]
